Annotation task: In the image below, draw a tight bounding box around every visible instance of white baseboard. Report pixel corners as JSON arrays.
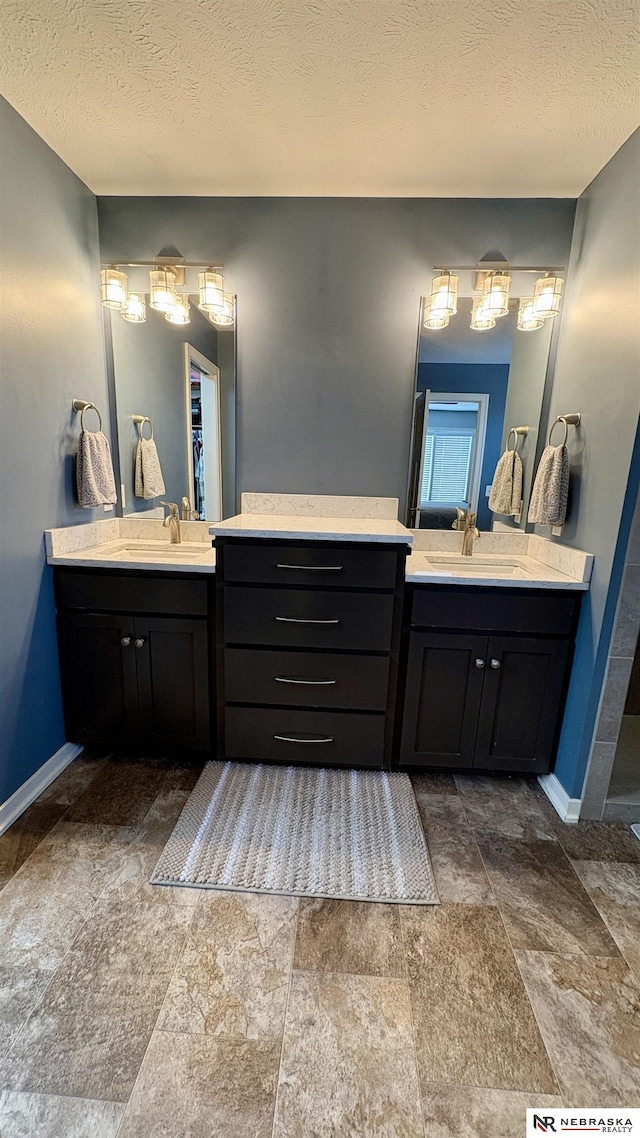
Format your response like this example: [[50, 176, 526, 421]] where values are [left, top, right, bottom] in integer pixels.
[[537, 773, 581, 824], [0, 742, 83, 836]]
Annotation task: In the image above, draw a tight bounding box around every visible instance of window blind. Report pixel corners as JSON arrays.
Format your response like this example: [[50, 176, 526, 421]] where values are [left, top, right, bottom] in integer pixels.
[[420, 431, 474, 505]]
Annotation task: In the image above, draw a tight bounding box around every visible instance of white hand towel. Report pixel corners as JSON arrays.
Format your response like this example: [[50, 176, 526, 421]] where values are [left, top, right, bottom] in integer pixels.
[[528, 445, 570, 527], [489, 449, 523, 517], [76, 429, 117, 508], [135, 437, 166, 499]]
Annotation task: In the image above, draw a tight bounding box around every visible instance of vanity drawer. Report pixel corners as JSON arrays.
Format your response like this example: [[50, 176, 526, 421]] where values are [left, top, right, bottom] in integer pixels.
[[224, 648, 390, 711], [411, 587, 578, 636], [224, 706, 386, 767], [221, 543, 400, 589], [55, 570, 208, 616], [223, 587, 395, 651]]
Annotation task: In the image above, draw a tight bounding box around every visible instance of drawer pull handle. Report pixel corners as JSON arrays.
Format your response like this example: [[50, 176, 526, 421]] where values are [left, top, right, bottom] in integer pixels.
[[273, 734, 334, 744], [490, 658, 501, 669], [475, 658, 486, 669], [276, 564, 344, 571], [275, 676, 337, 686], [120, 636, 132, 647], [275, 617, 340, 625], [134, 637, 146, 649]]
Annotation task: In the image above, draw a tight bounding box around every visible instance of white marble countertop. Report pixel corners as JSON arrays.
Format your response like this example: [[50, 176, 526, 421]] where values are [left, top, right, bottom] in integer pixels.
[[209, 512, 414, 544], [44, 498, 593, 590]]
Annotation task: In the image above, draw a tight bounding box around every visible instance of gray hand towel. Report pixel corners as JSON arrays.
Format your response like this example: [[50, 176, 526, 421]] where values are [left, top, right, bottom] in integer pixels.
[[489, 449, 523, 517], [135, 437, 166, 499], [528, 445, 570, 527], [76, 429, 117, 508]]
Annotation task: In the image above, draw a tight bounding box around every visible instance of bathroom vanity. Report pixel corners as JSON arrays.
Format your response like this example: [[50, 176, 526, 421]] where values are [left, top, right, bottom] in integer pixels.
[[46, 498, 592, 777]]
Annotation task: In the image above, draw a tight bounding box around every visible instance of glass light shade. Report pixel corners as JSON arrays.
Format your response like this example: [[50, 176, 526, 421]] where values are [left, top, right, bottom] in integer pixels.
[[198, 270, 225, 313], [517, 296, 544, 331], [121, 292, 146, 323], [470, 295, 496, 331], [100, 267, 128, 308], [165, 295, 191, 324], [429, 272, 459, 316], [149, 268, 177, 312], [532, 274, 564, 318], [423, 296, 450, 330], [210, 293, 235, 327], [481, 272, 510, 318]]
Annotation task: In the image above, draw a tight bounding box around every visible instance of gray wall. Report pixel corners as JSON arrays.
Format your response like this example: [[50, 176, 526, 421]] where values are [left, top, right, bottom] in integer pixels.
[[0, 97, 109, 802], [109, 305, 218, 513], [97, 197, 577, 515], [542, 128, 640, 800]]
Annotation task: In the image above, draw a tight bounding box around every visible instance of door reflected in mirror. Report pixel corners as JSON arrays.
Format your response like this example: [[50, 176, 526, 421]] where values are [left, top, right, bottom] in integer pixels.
[[407, 296, 553, 531], [187, 346, 222, 521]]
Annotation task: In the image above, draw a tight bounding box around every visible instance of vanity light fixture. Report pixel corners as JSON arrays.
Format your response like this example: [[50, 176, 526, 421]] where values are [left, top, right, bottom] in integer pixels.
[[423, 296, 450, 330], [516, 296, 544, 331], [481, 271, 511, 318], [429, 272, 459, 316], [469, 295, 496, 331], [198, 270, 225, 313], [121, 292, 147, 323], [100, 267, 128, 309], [165, 295, 191, 325], [209, 292, 235, 327], [149, 268, 178, 312], [532, 273, 564, 319]]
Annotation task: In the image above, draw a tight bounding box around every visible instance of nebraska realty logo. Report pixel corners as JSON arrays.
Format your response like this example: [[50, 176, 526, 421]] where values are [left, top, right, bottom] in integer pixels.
[[526, 1110, 640, 1135]]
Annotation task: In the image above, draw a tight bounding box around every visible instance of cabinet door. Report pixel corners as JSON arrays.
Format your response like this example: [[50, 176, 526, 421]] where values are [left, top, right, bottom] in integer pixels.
[[474, 636, 570, 773], [134, 617, 210, 750], [399, 632, 487, 767], [58, 612, 139, 744]]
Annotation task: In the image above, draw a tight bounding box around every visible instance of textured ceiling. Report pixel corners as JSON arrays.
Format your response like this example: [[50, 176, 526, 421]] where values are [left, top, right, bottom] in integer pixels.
[[1, 0, 638, 196]]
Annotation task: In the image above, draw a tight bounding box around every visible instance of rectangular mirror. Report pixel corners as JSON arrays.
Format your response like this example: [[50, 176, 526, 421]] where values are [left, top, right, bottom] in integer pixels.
[[407, 295, 553, 530], [106, 299, 235, 520]]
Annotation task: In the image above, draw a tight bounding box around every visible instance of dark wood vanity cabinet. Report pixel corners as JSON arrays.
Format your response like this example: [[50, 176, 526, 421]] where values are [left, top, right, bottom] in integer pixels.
[[55, 570, 212, 750], [215, 538, 408, 769], [399, 586, 579, 775]]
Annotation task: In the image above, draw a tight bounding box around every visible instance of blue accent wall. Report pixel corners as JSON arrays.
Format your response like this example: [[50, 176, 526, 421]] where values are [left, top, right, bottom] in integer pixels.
[[540, 129, 640, 800], [0, 98, 109, 802], [417, 363, 509, 530]]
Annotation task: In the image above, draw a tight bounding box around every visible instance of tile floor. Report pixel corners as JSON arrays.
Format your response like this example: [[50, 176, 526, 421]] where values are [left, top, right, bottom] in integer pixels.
[[1, 755, 640, 1137]]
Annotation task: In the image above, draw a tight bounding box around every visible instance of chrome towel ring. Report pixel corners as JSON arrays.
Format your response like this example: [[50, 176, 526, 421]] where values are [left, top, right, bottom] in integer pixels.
[[507, 425, 529, 451]]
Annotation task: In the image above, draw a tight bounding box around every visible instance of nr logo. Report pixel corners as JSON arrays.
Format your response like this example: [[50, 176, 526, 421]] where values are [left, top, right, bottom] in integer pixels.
[[533, 1118, 557, 1133]]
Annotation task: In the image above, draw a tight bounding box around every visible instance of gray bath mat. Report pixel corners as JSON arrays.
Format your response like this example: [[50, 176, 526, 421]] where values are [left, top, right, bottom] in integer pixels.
[[151, 761, 438, 904]]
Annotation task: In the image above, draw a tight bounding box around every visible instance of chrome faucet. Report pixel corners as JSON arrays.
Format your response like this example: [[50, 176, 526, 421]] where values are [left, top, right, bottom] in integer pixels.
[[453, 507, 480, 556], [161, 501, 181, 544]]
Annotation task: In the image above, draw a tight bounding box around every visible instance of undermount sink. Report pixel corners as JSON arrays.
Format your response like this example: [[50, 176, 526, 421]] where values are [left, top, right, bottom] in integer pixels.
[[101, 541, 212, 561], [412, 554, 531, 579]]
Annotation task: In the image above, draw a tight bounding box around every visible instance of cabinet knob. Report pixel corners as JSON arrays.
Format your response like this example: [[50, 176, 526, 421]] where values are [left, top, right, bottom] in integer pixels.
[[120, 636, 131, 647], [475, 658, 486, 669], [134, 637, 146, 649], [490, 658, 501, 669]]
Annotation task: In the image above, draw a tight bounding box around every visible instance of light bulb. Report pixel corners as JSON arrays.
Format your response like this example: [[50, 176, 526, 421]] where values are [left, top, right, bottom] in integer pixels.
[[517, 296, 544, 331], [532, 274, 564, 318], [423, 296, 450, 330], [429, 272, 459, 316], [149, 268, 177, 312], [121, 292, 146, 323], [100, 267, 128, 309], [470, 295, 496, 331], [165, 295, 191, 324], [198, 270, 225, 313], [481, 272, 510, 318]]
